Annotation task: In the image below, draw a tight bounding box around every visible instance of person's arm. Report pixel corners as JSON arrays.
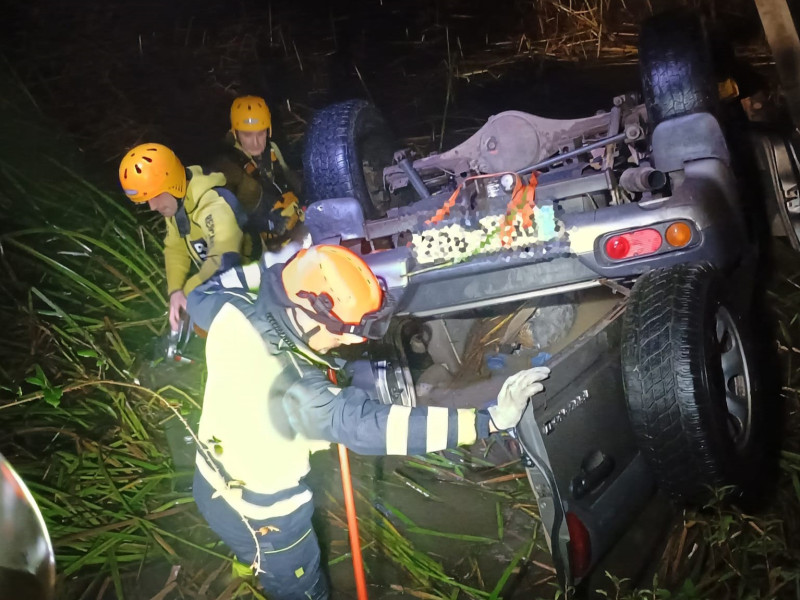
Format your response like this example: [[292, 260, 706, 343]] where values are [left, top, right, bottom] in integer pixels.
[[183, 192, 244, 294], [282, 362, 550, 456], [281, 364, 484, 456]]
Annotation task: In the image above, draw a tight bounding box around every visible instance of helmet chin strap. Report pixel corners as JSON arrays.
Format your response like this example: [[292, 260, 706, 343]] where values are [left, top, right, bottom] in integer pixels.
[[295, 289, 395, 341], [299, 321, 321, 345], [284, 305, 322, 345]]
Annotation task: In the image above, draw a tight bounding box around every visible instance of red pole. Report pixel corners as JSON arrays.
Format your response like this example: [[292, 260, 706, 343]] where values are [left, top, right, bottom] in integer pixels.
[[328, 368, 369, 600], [337, 443, 369, 600]]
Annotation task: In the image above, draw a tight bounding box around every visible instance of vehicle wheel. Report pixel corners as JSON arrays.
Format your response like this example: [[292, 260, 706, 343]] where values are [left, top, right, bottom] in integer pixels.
[[639, 10, 719, 125], [303, 99, 395, 218], [621, 263, 764, 505]]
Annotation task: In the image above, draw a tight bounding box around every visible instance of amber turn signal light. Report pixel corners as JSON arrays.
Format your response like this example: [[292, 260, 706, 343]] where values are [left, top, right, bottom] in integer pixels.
[[665, 222, 692, 247]]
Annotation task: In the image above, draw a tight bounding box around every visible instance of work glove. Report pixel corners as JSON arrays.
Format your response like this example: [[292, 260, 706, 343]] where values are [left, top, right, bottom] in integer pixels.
[[488, 367, 551, 430]]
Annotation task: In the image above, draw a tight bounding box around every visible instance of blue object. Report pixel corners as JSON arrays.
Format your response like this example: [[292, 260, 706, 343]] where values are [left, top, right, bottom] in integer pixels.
[[486, 354, 507, 370], [534, 204, 558, 241], [530, 352, 552, 367]]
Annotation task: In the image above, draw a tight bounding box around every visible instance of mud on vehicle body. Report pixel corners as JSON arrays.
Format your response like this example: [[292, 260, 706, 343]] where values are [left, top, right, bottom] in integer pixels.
[[302, 9, 798, 590]]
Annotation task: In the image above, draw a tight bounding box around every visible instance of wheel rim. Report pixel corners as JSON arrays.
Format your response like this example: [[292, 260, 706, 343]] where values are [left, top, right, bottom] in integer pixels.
[[712, 306, 752, 450]]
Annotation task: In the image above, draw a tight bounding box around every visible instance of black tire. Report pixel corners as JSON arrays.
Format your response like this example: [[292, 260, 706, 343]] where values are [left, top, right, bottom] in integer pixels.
[[303, 99, 395, 218], [639, 10, 719, 125], [621, 263, 764, 505]]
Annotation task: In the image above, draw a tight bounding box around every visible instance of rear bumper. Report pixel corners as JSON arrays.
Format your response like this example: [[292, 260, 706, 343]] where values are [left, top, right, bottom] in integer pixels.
[[365, 159, 747, 317]]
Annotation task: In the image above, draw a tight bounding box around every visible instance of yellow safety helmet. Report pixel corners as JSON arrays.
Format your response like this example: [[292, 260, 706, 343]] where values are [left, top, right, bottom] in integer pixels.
[[281, 245, 393, 339], [118, 143, 186, 203], [230, 95, 272, 134]]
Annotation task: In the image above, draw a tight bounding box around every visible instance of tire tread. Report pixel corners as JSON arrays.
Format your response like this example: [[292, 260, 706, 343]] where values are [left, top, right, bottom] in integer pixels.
[[622, 263, 746, 503]]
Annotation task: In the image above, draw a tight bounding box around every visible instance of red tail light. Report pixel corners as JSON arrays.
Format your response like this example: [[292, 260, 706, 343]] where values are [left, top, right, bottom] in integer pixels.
[[566, 511, 592, 578], [604, 228, 662, 260]]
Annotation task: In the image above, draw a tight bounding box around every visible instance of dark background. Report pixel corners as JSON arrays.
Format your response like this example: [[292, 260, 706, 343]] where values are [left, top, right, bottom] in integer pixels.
[[0, 0, 773, 184]]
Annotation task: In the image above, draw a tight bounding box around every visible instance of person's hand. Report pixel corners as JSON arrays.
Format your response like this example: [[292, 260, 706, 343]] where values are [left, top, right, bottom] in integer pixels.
[[488, 367, 551, 431], [168, 290, 188, 331]]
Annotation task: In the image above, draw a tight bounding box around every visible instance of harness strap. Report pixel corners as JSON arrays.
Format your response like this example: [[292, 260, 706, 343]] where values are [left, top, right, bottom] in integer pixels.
[[215, 186, 250, 231], [175, 203, 191, 238]]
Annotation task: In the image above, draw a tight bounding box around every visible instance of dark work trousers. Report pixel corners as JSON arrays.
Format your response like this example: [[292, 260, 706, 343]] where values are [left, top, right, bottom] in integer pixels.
[[193, 472, 329, 600]]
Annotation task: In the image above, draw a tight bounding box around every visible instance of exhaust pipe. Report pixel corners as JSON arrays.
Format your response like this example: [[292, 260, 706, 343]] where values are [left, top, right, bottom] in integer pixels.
[[619, 166, 667, 193]]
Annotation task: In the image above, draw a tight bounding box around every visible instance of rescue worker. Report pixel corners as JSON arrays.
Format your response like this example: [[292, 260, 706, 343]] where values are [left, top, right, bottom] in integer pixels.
[[211, 95, 304, 254], [118, 143, 247, 331], [187, 245, 551, 600]]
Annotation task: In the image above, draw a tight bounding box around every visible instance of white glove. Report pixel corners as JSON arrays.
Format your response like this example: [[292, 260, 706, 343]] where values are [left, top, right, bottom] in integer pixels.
[[488, 367, 551, 430]]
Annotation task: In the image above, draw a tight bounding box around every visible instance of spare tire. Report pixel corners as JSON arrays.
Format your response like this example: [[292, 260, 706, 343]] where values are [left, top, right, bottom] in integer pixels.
[[621, 263, 766, 505], [639, 10, 719, 125], [303, 99, 395, 218]]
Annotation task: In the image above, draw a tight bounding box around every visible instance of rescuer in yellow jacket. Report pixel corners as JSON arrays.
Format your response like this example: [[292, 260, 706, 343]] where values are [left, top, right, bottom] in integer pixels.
[[210, 95, 304, 253], [119, 143, 247, 330], [187, 245, 551, 600]]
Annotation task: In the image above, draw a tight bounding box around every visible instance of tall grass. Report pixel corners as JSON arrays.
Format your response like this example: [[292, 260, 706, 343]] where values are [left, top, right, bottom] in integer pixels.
[[0, 61, 209, 598]]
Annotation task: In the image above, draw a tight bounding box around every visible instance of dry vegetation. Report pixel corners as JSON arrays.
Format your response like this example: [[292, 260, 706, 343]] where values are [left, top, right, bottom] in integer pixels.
[[1, 0, 771, 162]]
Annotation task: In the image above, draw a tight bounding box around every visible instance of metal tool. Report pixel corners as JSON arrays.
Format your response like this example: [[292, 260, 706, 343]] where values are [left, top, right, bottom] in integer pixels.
[[165, 312, 198, 364]]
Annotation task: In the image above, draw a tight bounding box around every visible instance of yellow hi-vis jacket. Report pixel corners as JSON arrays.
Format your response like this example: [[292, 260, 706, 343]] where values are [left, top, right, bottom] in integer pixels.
[[187, 263, 494, 520], [164, 166, 245, 295]]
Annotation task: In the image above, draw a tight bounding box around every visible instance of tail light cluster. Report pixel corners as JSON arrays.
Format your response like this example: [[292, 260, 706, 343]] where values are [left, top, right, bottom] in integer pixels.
[[566, 511, 592, 579], [603, 221, 695, 262]]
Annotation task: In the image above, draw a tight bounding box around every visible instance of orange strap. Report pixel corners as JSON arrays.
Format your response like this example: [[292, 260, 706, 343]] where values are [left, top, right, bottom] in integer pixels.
[[499, 173, 538, 247], [424, 173, 539, 249], [426, 186, 461, 225], [426, 172, 511, 225]]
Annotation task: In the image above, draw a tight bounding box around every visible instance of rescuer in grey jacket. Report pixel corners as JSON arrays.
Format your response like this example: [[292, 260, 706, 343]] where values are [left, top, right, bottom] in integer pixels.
[[187, 245, 550, 600]]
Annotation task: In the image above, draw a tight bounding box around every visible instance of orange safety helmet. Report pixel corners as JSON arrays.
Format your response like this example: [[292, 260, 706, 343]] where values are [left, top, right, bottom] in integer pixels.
[[118, 143, 186, 203], [230, 95, 272, 134], [281, 245, 393, 339]]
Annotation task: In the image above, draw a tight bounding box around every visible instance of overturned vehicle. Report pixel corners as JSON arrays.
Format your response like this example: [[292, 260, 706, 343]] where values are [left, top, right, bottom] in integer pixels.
[[301, 10, 798, 590]]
